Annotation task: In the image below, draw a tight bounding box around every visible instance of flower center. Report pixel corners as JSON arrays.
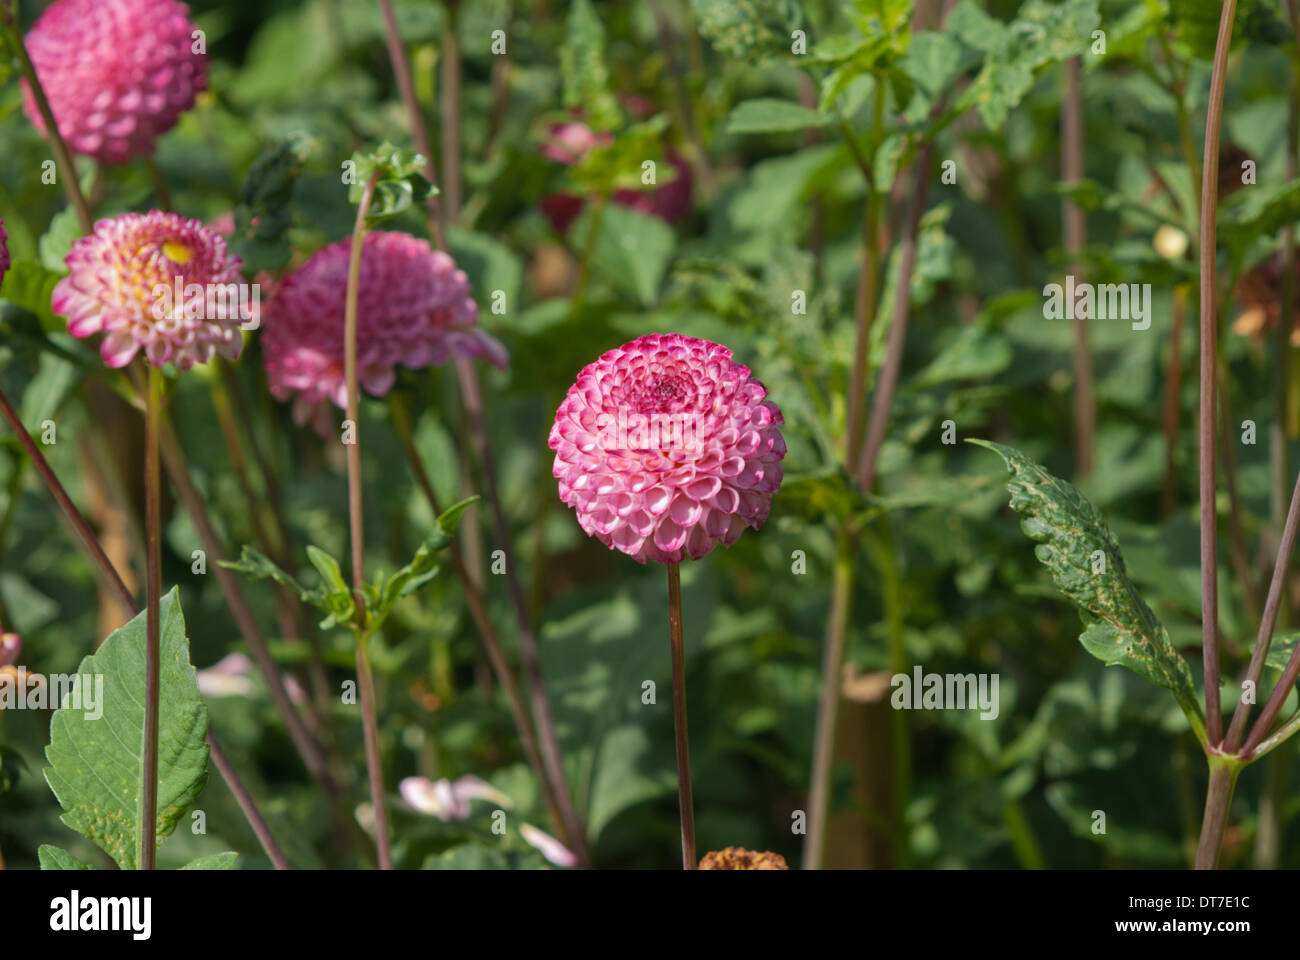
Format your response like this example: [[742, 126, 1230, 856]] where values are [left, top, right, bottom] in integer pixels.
[[162, 240, 193, 265], [631, 372, 690, 414]]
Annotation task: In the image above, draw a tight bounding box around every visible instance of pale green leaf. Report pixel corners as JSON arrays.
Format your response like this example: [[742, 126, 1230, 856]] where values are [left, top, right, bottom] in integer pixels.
[[725, 99, 832, 135], [180, 852, 239, 870], [38, 845, 95, 870], [43, 588, 209, 870]]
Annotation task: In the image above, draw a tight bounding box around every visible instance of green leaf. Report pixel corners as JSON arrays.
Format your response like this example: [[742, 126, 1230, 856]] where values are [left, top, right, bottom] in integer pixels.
[[1, 260, 62, 331], [38, 207, 80, 274], [956, 0, 1100, 130], [221, 545, 307, 595], [560, 0, 621, 131], [725, 99, 832, 135], [222, 545, 355, 630], [180, 852, 239, 870], [305, 545, 357, 628], [43, 587, 209, 870], [229, 134, 315, 273], [38, 845, 95, 870], [348, 142, 434, 224], [376, 495, 478, 622], [693, 0, 804, 62], [970, 440, 1205, 741], [579, 203, 676, 306], [1266, 634, 1299, 674]]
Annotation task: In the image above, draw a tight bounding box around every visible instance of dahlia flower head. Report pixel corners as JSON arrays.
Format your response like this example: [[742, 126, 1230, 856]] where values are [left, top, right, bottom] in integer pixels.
[[53, 211, 245, 370], [540, 121, 693, 233], [549, 334, 785, 565], [21, 0, 207, 167], [261, 231, 507, 425]]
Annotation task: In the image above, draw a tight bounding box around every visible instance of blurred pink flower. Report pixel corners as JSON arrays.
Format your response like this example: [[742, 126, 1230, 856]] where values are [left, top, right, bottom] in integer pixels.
[[520, 823, 577, 868], [0, 633, 20, 669], [0, 218, 9, 289], [196, 652, 255, 698], [539, 120, 693, 233], [400, 774, 514, 821], [21, 0, 207, 166], [541, 121, 611, 164], [196, 651, 305, 705], [549, 333, 785, 564], [52, 211, 245, 369], [261, 231, 507, 426], [207, 212, 236, 238]]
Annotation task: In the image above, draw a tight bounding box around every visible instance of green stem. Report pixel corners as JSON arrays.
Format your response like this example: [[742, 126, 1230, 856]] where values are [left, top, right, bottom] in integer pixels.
[[1002, 798, 1045, 870], [1194, 756, 1242, 869]]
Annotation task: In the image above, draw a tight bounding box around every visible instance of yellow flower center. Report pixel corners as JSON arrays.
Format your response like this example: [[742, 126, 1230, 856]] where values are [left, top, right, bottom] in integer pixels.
[[162, 240, 193, 264]]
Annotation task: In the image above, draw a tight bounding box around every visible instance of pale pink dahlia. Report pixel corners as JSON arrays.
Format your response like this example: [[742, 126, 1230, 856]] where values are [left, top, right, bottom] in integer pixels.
[[53, 211, 245, 369], [22, 0, 207, 166], [261, 231, 507, 424], [549, 334, 785, 564]]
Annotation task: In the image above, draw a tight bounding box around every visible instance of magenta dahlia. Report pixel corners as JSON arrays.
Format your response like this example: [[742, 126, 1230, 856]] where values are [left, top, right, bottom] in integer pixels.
[[549, 334, 785, 564], [0, 218, 9, 289], [53, 211, 245, 369], [21, 0, 207, 166], [261, 231, 507, 425]]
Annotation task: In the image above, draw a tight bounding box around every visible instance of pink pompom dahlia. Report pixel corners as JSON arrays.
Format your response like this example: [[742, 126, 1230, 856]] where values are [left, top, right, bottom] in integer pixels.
[[53, 211, 245, 369], [21, 0, 207, 166], [261, 231, 507, 424], [549, 334, 785, 564]]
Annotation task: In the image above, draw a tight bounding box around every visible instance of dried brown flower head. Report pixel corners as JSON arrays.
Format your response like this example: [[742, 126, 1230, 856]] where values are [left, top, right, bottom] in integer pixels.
[[698, 846, 789, 870]]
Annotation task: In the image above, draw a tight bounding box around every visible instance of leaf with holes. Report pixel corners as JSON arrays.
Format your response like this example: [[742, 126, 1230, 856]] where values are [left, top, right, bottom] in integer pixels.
[[971, 440, 1205, 742]]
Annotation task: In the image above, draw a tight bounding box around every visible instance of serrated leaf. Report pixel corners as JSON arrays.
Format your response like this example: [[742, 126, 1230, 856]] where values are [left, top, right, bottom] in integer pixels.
[[725, 99, 832, 135], [971, 440, 1205, 740], [38, 845, 95, 870], [43, 588, 209, 870], [956, 0, 1100, 130], [693, 0, 804, 62], [180, 852, 239, 870]]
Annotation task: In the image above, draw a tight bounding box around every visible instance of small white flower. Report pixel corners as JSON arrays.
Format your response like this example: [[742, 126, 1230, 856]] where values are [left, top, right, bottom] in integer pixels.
[[400, 775, 514, 821]]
